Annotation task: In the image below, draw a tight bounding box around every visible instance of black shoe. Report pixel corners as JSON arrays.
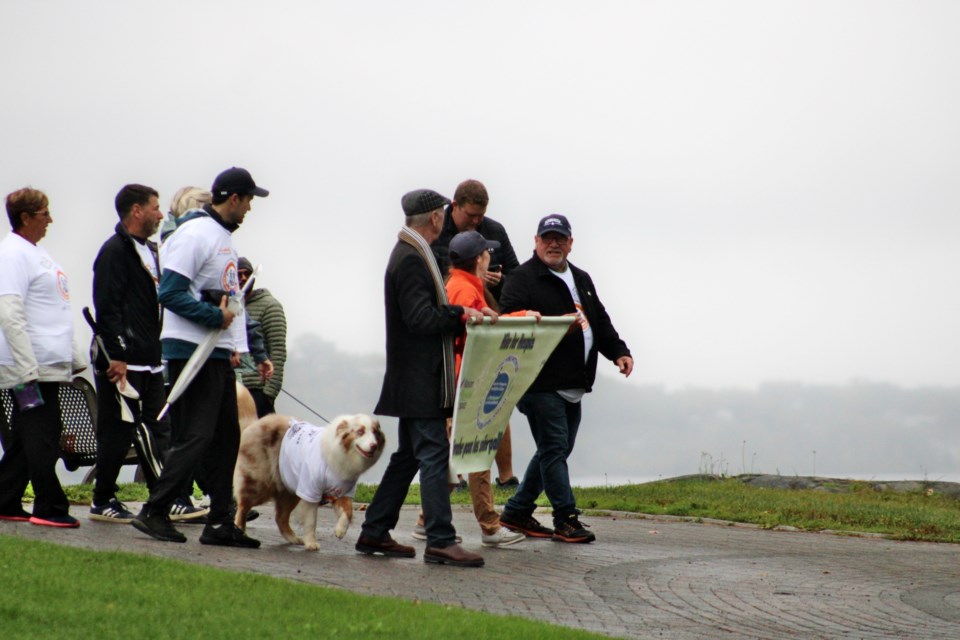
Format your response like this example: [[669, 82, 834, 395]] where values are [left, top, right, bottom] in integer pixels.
[[131, 508, 187, 543], [499, 511, 554, 538], [552, 515, 595, 543], [168, 497, 209, 522], [199, 522, 261, 548], [496, 476, 520, 488]]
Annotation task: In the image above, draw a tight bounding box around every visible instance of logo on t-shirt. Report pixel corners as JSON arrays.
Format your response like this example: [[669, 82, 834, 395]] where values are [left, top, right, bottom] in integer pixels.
[[56, 270, 70, 301], [221, 260, 239, 294]]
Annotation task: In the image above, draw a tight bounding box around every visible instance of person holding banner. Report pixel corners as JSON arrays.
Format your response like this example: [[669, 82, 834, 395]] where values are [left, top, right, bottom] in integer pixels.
[[432, 179, 522, 489], [498, 214, 633, 544], [356, 189, 493, 568], [131, 167, 268, 547], [89, 184, 169, 523], [411, 230, 535, 548]]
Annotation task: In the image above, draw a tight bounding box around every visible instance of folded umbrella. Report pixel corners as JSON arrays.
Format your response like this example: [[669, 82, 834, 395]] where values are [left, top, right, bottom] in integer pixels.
[[156, 264, 260, 421]]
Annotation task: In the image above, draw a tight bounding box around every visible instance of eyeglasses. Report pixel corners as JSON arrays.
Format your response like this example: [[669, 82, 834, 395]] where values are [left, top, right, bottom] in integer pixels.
[[539, 235, 570, 246], [31, 209, 51, 218]]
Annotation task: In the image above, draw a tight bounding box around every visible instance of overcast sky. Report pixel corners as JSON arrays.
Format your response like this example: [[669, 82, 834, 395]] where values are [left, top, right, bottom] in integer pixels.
[[2, 1, 957, 390]]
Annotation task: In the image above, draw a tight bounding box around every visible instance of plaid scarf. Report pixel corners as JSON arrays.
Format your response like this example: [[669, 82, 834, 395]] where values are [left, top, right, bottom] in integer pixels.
[[398, 226, 456, 408]]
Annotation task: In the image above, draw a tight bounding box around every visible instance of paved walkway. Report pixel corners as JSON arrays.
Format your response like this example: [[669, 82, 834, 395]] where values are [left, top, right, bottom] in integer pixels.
[[4, 504, 960, 639]]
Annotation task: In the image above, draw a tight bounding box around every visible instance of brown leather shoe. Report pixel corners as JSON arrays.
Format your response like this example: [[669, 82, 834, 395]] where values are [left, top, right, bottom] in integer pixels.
[[423, 543, 484, 567], [355, 533, 416, 558]]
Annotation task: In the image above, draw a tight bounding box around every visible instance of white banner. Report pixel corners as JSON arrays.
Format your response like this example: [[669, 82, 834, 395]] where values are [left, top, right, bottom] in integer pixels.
[[449, 316, 573, 474]]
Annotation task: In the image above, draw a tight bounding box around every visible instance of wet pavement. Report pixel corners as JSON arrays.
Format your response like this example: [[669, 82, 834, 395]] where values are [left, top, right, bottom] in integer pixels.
[[4, 504, 960, 639]]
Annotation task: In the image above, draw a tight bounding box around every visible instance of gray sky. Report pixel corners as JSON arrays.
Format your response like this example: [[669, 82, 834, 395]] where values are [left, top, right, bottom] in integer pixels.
[[2, 1, 958, 389]]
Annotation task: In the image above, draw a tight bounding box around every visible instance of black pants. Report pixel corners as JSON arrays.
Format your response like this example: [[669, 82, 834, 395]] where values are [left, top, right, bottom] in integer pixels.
[[0, 382, 69, 518], [145, 359, 238, 523], [92, 370, 169, 506], [248, 387, 275, 418]]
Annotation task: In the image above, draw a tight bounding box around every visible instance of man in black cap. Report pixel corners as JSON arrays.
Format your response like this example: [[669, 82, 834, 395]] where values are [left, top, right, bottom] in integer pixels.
[[131, 167, 269, 547], [497, 214, 633, 544], [355, 189, 494, 568]]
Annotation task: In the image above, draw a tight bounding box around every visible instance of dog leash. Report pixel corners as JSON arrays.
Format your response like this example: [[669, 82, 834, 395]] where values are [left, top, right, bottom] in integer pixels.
[[237, 363, 330, 424]]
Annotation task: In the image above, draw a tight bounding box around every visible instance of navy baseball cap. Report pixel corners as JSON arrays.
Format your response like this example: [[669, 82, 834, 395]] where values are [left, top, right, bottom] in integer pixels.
[[449, 230, 500, 261], [212, 167, 269, 198], [536, 214, 572, 237], [401, 189, 450, 216]]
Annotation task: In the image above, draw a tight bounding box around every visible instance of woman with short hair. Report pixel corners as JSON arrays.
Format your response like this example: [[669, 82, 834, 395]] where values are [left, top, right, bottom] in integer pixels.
[[0, 187, 86, 527]]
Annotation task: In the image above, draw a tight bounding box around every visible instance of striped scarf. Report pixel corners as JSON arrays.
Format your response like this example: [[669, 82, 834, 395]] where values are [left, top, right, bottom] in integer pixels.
[[398, 226, 456, 408]]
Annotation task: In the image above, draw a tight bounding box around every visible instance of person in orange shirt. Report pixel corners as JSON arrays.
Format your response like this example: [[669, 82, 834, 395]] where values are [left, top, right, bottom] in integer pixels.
[[413, 230, 539, 547]]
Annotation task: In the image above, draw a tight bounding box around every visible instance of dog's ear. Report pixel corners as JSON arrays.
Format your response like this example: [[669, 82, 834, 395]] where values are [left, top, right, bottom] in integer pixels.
[[334, 419, 350, 437]]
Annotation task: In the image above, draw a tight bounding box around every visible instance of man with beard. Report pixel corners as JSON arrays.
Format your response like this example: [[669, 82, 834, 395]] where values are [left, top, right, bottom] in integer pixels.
[[89, 184, 170, 523]]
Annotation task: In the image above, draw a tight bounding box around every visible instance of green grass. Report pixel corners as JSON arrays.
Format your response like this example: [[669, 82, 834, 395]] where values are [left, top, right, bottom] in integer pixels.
[[53, 475, 960, 543], [0, 535, 602, 640]]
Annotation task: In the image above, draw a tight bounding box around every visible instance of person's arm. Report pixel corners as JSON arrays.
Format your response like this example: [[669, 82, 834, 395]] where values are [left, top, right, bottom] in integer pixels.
[[92, 242, 129, 360], [395, 254, 464, 335], [261, 301, 287, 398], [157, 269, 223, 329], [579, 273, 631, 364], [0, 294, 39, 383]]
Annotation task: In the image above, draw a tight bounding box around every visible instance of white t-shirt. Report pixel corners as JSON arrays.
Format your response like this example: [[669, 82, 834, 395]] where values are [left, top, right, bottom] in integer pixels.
[[550, 265, 591, 403], [159, 216, 247, 352], [550, 265, 594, 363], [128, 238, 164, 374], [279, 419, 359, 504], [0, 233, 74, 366]]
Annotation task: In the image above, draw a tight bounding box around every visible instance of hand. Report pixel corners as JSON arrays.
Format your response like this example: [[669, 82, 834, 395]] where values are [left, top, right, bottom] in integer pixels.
[[524, 310, 542, 323], [615, 355, 634, 378], [107, 360, 128, 389], [563, 312, 580, 334], [219, 295, 235, 329], [480, 306, 499, 324], [482, 270, 503, 287], [463, 308, 485, 324], [258, 359, 274, 382], [230, 351, 241, 368]]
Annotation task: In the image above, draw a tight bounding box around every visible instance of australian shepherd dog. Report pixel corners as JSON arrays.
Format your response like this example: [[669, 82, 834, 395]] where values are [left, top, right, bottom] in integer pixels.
[[233, 413, 384, 551]]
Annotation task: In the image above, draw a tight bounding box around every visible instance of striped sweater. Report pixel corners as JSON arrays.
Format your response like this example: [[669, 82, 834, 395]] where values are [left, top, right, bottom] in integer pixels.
[[239, 288, 287, 398]]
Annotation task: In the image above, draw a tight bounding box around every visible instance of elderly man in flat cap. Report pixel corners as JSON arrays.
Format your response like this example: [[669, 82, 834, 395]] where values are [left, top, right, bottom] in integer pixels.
[[355, 189, 495, 568]]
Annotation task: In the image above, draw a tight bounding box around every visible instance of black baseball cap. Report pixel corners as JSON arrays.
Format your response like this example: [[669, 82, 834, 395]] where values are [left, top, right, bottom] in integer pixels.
[[401, 189, 450, 216], [237, 257, 254, 273], [449, 231, 500, 261], [537, 214, 572, 237], [212, 167, 269, 198]]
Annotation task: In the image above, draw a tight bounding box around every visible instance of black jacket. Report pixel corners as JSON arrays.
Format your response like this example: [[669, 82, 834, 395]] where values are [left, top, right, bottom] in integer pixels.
[[375, 241, 464, 418], [92, 222, 162, 366], [432, 207, 520, 302], [500, 253, 630, 393]]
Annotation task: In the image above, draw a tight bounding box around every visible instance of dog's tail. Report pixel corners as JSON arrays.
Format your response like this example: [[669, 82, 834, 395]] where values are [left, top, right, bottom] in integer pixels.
[[236, 382, 259, 431]]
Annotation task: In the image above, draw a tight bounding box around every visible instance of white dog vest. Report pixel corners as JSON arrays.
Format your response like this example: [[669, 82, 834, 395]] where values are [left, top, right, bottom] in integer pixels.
[[279, 419, 358, 504]]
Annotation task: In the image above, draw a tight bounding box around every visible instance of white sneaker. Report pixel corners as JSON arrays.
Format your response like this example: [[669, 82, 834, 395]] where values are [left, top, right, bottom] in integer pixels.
[[411, 523, 461, 543], [481, 527, 526, 547]]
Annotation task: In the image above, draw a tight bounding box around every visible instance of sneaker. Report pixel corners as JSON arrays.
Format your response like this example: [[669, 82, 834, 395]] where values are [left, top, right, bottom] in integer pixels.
[[412, 523, 461, 543], [499, 511, 554, 538], [496, 476, 520, 488], [552, 515, 596, 543], [169, 498, 210, 522], [0, 508, 32, 522], [89, 499, 135, 523], [29, 514, 79, 528], [131, 508, 187, 543], [199, 522, 261, 548], [481, 527, 526, 548]]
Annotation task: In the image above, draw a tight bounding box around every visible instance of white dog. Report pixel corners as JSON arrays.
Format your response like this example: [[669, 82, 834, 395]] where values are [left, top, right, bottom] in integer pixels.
[[233, 414, 384, 551]]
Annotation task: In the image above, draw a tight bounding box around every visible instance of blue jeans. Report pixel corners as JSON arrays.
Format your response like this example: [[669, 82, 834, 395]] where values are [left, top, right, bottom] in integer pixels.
[[504, 391, 582, 523], [361, 417, 457, 548]]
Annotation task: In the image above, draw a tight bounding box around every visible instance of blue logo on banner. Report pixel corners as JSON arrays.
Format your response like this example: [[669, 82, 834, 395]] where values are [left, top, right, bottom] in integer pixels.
[[477, 356, 519, 430]]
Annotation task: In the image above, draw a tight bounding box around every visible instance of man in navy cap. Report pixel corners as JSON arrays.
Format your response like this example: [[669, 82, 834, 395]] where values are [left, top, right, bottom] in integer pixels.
[[132, 167, 269, 548], [497, 214, 633, 544], [355, 189, 494, 568]]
